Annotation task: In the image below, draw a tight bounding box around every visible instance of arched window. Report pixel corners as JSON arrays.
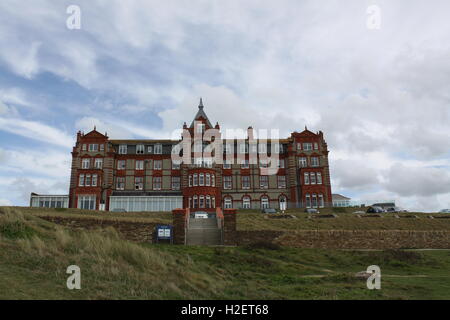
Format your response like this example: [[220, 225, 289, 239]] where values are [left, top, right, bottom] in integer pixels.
[[305, 194, 311, 208], [312, 193, 318, 208], [189, 197, 192, 208], [193, 174, 198, 186], [206, 174, 211, 186], [319, 194, 324, 208], [242, 196, 251, 209], [224, 197, 233, 209], [189, 175, 192, 187], [193, 195, 198, 208], [199, 195, 205, 208], [206, 195, 211, 208], [261, 196, 269, 209], [212, 197, 216, 208], [199, 173, 204, 186], [211, 174, 215, 187]]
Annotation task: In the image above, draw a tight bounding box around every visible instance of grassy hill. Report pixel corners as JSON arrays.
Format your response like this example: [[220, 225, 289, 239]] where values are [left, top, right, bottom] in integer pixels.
[[1, 207, 450, 300]]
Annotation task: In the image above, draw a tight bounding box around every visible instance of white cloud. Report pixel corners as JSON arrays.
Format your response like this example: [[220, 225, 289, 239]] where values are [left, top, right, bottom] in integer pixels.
[[0, 199, 12, 206], [0, 117, 73, 148]]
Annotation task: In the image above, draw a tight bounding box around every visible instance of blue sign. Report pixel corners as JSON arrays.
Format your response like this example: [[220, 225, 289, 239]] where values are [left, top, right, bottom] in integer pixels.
[[156, 225, 172, 240]]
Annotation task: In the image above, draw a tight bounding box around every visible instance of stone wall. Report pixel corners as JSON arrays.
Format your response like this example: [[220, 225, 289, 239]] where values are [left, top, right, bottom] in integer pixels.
[[41, 216, 160, 243], [233, 230, 450, 249]]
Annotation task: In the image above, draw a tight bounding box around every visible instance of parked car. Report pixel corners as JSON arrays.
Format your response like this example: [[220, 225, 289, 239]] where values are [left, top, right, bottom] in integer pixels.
[[366, 206, 384, 213], [305, 208, 319, 214], [385, 206, 407, 213], [439, 209, 450, 213], [261, 208, 277, 214]]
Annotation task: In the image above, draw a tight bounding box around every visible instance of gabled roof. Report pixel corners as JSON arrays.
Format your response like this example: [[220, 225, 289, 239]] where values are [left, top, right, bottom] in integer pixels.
[[190, 98, 213, 128]]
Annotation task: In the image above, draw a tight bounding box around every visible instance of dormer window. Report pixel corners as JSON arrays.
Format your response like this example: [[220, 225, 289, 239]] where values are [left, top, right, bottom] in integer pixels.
[[136, 144, 144, 154], [154, 144, 162, 154], [119, 145, 127, 154]]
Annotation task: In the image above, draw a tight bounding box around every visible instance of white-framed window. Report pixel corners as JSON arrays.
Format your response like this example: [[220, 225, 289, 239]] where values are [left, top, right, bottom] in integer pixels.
[[277, 176, 286, 189], [297, 143, 301, 150], [135, 177, 143, 190], [119, 145, 127, 154], [241, 159, 249, 169], [224, 197, 232, 209], [135, 160, 144, 170], [310, 172, 316, 185], [304, 172, 310, 185], [223, 176, 232, 189], [136, 144, 145, 154], [154, 144, 162, 154], [305, 194, 311, 208], [117, 160, 126, 170], [85, 174, 91, 187], [92, 174, 98, 187], [153, 160, 162, 170], [189, 197, 192, 209], [278, 159, 285, 168], [317, 172, 322, 184], [206, 174, 211, 186], [79, 174, 85, 187], [242, 176, 250, 189], [116, 177, 125, 190], [242, 196, 251, 209], [82, 144, 87, 151], [314, 142, 319, 150], [212, 196, 216, 208], [193, 195, 198, 209], [199, 195, 205, 208], [311, 157, 320, 167], [193, 174, 198, 186], [148, 145, 153, 153], [78, 195, 96, 210], [211, 174, 215, 187], [189, 175, 192, 187], [303, 143, 313, 151], [89, 144, 98, 152], [199, 173, 204, 186], [312, 193, 318, 208], [82, 158, 90, 169], [273, 143, 280, 154], [206, 196, 211, 208], [100, 144, 104, 151], [261, 196, 269, 209], [94, 158, 103, 169], [319, 194, 324, 208], [260, 175, 268, 189], [171, 177, 180, 190], [299, 157, 307, 168], [153, 177, 162, 190]]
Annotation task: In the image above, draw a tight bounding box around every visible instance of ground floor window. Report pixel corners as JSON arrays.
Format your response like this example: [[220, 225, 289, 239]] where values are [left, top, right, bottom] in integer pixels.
[[78, 195, 96, 210], [305, 194, 311, 208], [261, 196, 269, 209], [109, 196, 182, 212], [242, 196, 251, 209], [224, 197, 232, 209]]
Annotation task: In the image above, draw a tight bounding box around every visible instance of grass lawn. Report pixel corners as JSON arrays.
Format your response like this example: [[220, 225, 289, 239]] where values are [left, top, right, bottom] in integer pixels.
[[1, 207, 450, 300]]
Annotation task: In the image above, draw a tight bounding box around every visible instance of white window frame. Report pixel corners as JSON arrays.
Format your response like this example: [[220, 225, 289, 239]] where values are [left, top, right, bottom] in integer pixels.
[[79, 174, 85, 187], [94, 158, 103, 169], [136, 144, 145, 154], [116, 177, 125, 190], [153, 160, 162, 170], [153, 177, 162, 190], [242, 176, 250, 189], [135, 160, 144, 170], [119, 145, 127, 154], [154, 144, 162, 154], [223, 176, 232, 189], [260, 175, 268, 189], [117, 160, 126, 170], [82, 158, 90, 169], [242, 197, 251, 209]]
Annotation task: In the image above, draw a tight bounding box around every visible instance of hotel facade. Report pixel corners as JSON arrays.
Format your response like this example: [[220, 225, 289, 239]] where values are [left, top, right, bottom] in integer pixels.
[[66, 100, 332, 212]]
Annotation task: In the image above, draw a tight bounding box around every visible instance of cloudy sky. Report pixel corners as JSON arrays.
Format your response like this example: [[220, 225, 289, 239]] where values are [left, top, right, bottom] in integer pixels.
[[0, 0, 449, 211]]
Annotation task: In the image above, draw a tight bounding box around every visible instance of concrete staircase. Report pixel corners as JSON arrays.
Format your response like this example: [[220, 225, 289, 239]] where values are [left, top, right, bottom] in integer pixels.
[[186, 217, 222, 246]]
